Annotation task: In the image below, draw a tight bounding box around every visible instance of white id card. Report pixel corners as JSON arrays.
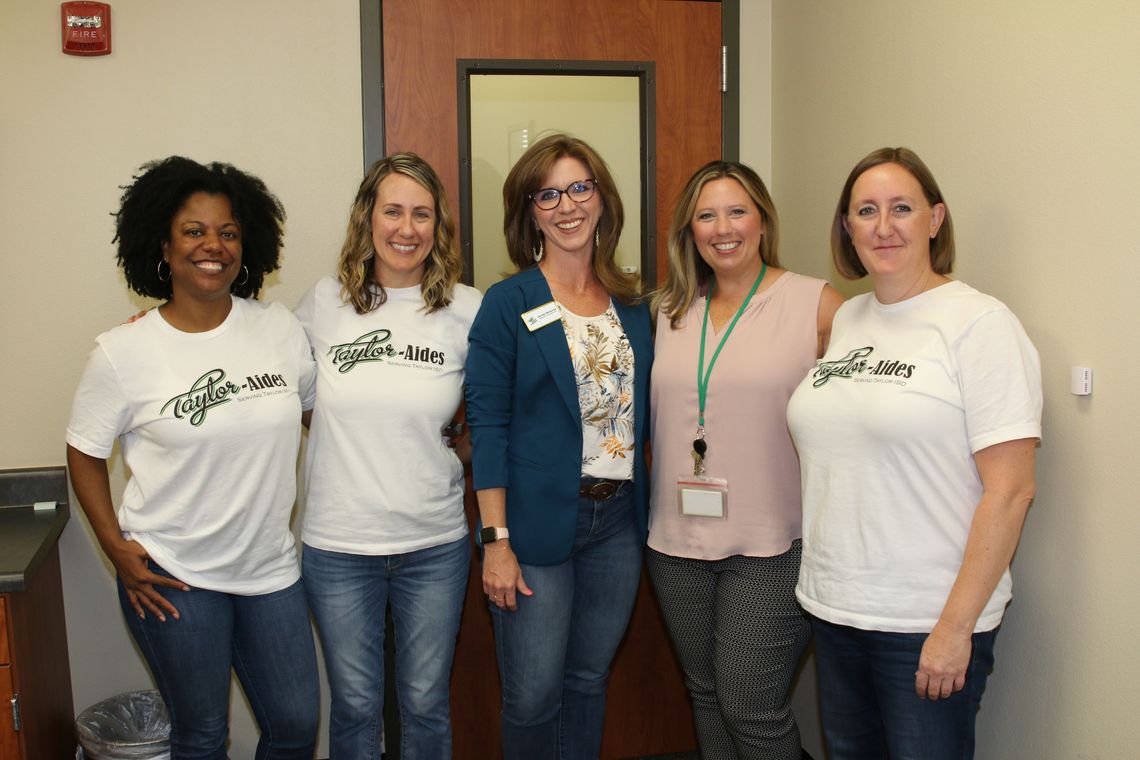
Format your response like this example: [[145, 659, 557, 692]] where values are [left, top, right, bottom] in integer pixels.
[[676, 475, 728, 518], [521, 301, 561, 331]]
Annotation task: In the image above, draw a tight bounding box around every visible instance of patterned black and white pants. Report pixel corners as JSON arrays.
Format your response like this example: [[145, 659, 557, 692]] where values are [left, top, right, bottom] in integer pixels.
[[647, 541, 811, 760]]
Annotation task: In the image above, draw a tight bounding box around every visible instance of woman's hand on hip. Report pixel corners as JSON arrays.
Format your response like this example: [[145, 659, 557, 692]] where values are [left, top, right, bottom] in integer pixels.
[[107, 538, 190, 623], [482, 542, 532, 611], [66, 446, 189, 623], [915, 622, 972, 700]]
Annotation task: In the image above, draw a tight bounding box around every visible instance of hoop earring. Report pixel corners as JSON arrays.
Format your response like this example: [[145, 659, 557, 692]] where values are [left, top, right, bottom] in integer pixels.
[[595, 227, 601, 249], [237, 265, 250, 286], [534, 238, 544, 263], [156, 259, 171, 282]]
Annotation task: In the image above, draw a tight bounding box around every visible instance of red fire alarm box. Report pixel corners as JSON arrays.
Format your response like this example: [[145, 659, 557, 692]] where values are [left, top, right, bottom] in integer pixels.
[[61, 2, 111, 56]]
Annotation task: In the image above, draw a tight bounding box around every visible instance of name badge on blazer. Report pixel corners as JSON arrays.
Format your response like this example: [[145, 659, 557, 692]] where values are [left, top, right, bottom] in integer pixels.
[[521, 301, 561, 331]]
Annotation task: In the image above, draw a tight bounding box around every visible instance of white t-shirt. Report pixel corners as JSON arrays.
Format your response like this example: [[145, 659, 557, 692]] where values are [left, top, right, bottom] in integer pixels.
[[296, 276, 482, 555], [66, 297, 317, 595], [786, 281, 1042, 633]]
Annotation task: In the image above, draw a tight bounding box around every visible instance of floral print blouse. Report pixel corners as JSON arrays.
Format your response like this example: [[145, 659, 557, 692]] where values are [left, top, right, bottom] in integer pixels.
[[558, 302, 636, 481]]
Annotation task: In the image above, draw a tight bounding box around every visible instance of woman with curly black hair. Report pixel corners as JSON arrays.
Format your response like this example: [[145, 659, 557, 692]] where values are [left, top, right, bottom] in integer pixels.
[[66, 156, 319, 758]]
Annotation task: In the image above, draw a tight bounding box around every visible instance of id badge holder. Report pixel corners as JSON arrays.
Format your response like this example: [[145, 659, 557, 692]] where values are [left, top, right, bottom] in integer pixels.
[[676, 475, 728, 518]]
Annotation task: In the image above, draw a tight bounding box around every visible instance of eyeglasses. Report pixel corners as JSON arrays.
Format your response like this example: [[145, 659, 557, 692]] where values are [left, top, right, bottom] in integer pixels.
[[529, 179, 597, 210]]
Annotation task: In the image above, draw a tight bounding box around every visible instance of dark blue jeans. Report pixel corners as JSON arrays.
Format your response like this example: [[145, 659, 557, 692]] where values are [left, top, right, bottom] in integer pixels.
[[490, 484, 643, 760], [119, 568, 319, 760], [811, 616, 997, 760], [303, 537, 470, 760]]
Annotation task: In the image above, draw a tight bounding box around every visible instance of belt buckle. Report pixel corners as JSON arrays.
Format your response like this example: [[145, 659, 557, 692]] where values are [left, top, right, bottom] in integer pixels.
[[585, 480, 617, 501]]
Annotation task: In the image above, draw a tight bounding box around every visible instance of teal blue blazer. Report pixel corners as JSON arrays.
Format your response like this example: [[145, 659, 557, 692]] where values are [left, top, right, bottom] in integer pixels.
[[465, 267, 652, 565]]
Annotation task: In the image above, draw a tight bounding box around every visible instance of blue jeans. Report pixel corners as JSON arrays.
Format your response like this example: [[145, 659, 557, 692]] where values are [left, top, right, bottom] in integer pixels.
[[303, 536, 470, 760], [491, 484, 643, 760], [118, 569, 318, 760], [811, 616, 997, 760]]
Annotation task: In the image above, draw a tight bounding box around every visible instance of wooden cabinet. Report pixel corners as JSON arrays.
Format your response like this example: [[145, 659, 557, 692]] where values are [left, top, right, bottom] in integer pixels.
[[0, 545, 75, 760], [0, 466, 75, 760], [0, 600, 22, 760]]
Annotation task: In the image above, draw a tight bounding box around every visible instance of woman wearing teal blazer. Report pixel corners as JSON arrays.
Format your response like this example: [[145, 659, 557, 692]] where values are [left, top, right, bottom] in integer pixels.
[[465, 133, 651, 760]]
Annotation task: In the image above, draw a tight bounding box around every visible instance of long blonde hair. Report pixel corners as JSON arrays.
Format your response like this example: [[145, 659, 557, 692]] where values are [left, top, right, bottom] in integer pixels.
[[653, 161, 780, 328], [337, 153, 462, 314], [501, 133, 640, 304]]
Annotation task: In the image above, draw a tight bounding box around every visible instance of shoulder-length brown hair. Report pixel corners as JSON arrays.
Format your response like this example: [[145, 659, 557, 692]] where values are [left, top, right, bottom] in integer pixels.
[[831, 147, 955, 280], [337, 153, 461, 314], [501, 133, 640, 304], [653, 161, 780, 328]]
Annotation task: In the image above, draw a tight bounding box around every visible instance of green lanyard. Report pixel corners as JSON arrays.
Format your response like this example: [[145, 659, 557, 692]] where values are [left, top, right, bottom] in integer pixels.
[[696, 262, 767, 430]]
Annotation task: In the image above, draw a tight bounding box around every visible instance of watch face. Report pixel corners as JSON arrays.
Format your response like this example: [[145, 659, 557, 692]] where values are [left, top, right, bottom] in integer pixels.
[[480, 526, 508, 544]]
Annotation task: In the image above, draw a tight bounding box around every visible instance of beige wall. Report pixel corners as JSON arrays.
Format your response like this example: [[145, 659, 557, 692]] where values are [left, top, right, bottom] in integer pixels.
[[6, 2, 1138, 757], [752, 1, 1138, 757], [739, 0, 774, 184], [1, 2, 362, 754]]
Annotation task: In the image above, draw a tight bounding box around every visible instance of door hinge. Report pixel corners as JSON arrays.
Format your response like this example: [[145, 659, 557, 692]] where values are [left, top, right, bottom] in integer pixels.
[[721, 45, 728, 93], [10, 694, 21, 731]]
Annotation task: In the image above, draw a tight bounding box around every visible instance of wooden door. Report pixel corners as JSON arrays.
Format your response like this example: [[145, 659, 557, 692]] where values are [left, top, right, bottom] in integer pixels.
[[380, 2, 723, 757], [381, 0, 723, 286]]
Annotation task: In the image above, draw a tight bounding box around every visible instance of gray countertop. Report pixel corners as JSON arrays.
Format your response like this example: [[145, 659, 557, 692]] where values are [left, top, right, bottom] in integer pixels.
[[0, 466, 71, 592]]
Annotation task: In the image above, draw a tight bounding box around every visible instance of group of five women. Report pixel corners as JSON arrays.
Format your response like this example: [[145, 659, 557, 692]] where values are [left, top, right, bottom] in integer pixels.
[[67, 134, 1040, 760]]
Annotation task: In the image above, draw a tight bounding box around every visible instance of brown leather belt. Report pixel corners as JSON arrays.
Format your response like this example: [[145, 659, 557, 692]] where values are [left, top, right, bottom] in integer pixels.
[[579, 478, 625, 502]]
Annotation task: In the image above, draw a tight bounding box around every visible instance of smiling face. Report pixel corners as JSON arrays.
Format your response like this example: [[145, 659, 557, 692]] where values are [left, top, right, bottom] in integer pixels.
[[843, 162, 945, 283], [370, 172, 436, 288], [162, 192, 242, 304], [531, 156, 603, 260], [690, 178, 765, 282]]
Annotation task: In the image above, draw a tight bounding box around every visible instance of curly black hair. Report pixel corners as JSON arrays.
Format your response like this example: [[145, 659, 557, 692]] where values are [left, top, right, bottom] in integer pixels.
[[113, 156, 286, 299]]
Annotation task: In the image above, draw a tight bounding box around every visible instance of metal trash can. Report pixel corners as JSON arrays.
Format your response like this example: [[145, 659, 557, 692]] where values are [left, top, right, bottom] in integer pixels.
[[75, 690, 171, 760]]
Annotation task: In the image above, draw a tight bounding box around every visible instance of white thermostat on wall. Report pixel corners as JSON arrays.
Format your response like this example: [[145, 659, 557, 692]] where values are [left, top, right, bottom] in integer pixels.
[[1070, 366, 1093, 396]]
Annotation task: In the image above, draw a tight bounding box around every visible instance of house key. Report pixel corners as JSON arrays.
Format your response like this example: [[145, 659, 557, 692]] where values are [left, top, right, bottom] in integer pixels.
[[692, 429, 707, 476]]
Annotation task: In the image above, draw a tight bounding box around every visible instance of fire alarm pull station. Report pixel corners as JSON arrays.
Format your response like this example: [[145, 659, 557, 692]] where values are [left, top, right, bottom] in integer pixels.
[[62, 2, 111, 56]]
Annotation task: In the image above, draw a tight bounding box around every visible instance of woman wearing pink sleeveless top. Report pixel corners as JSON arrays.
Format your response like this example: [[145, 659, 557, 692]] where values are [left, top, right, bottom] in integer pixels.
[[647, 161, 842, 759]]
